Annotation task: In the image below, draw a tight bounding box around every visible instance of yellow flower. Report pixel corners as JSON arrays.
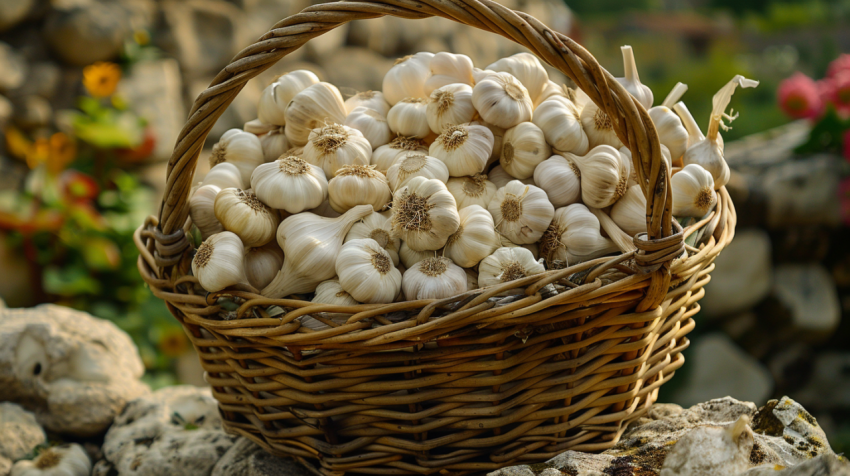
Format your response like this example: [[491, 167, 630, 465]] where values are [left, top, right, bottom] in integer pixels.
[[83, 62, 121, 98], [25, 137, 50, 170], [158, 327, 190, 358], [5, 126, 31, 160], [47, 132, 76, 175]]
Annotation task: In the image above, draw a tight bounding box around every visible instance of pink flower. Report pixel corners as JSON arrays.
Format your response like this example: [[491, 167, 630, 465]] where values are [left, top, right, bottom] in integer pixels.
[[823, 71, 850, 116], [827, 54, 850, 78], [777, 72, 823, 119]]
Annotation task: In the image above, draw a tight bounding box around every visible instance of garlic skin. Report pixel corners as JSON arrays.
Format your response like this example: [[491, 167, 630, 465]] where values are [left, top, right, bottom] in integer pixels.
[[303, 278, 360, 330], [209, 129, 264, 187], [500, 238, 540, 260], [214, 188, 279, 248], [472, 119, 505, 164], [259, 127, 291, 163], [371, 135, 429, 174], [425, 52, 475, 95], [344, 211, 399, 265], [472, 72, 533, 129], [244, 118, 277, 135], [302, 123, 372, 178], [189, 184, 223, 240], [250, 156, 328, 213], [533, 155, 581, 208], [572, 145, 630, 208], [399, 241, 440, 269], [284, 82, 347, 146], [328, 164, 392, 213], [402, 256, 467, 300], [478, 247, 545, 288], [609, 184, 648, 237], [540, 204, 618, 265], [387, 98, 431, 139], [429, 123, 494, 177], [345, 106, 392, 149], [192, 231, 248, 292], [616, 45, 654, 109], [443, 204, 500, 268], [203, 162, 244, 190], [465, 268, 479, 290], [446, 173, 497, 209], [500, 122, 551, 179], [257, 70, 321, 126], [674, 101, 715, 149], [534, 80, 568, 108], [345, 90, 391, 116], [391, 176, 460, 251], [10, 444, 91, 476], [648, 82, 689, 162], [487, 53, 549, 106], [489, 180, 554, 244], [383, 52, 435, 105], [580, 101, 624, 149], [386, 152, 449, 191], [336, 238, 402, 304], [262, 205, 373, 298], [244, 241, 284, 290], [618, 144, 671, 186], [426, 84, 475, 134], [533, 96, 589, 155], [672, 164, 717, 217], [487, 164, 534, 189]]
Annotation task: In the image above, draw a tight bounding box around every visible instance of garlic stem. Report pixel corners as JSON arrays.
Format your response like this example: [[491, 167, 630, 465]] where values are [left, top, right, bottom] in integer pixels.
[[673, 102, 704, 144], [705, 75, 759, 142], [589, 207, 635, 253], [661, 82, 688, 109], [622, 46, 640, 85]]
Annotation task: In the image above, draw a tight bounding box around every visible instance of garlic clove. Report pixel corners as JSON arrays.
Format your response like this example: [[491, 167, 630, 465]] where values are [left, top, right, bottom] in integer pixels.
[[402, 256, 467, 300], [345, 210, 399, 265], [328, 164, 392, 213], [244, 118, 278, 135], [426, 83, 476, 134], [189, 184, 224, 241], [387, 97, 431, 139], [487, 164, 534, 189], [446, 173, 497, 210], [443, 204, 500, 268], [471, 120, 505, 165], [209, 129, 264, 188], [244, 241, 284, 290], [251, 156, 328, 213], [616, 45, 654, 109], [383, 52, 435, 105], [648, 82, 689, 163], [213, 188, 279, 248], [500, 122, 551, 180], [258, 70, 321, 126], [478, 246, 544, 288], [489, 180, 554, 245], [345, 106, 392, 149], [533, 154, 581, 208], [533, 95, 589, 155], [371, 135, 429, 175], [399, 241, 440, 269], [258, 127, 291, 163], [672, 163, 717, 217], [571, 145, 630, 209], [386, 152, 449, 191], [391, 176, 459, 251], [345, 90, 391, 116], [284, 82, 347, 146], [539, 204, 618, 265], [609, 184, 648, 238], [425, 52, 475, 95], [302, 123, 372, 178], [336, 238, 402, 304], [429, 123, 494, 177], [472, 72, 533, 129], [192, 231, 248, 292], [486, 53, 549, 107], [202, 162, 244, 190]]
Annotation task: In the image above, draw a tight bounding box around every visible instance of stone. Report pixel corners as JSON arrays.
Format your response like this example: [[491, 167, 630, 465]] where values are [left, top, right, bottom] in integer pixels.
[[0, 403, 46, 470], [794, 353, 850, 412], [660, 416, 754, 475], [0, 42, 26, 92], [772, 264, 840, 338], [0, 0, 34, 32], [211, 438, 313, 476], [10, 443, 92, 476], [11, 95, 52, 130], [13, 62, 61, 100], [0, 304, 149, 436], [700, 229, 772, 318], [100, 386, 238, 476], [761, 155, 845, 229], [44, 1, 133, 66], [743, 454, 850, 475]]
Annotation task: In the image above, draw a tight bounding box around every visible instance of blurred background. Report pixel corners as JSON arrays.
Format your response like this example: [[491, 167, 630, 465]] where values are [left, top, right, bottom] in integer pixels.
[[0, 0, 848, 453]]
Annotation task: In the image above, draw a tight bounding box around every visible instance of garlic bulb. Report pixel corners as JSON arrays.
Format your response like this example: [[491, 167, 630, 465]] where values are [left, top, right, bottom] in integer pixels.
[[478, 247, 544, 288], [683, 75, 758, 189], [10, 444, 91, 476], [572, 145, 630, 208], [345, 106, 392, 149], [386, 152, 449, 191], [616, 45, 653, 109], [383, 52, 435, 105], [446, 173, 497, 209], [387, 98, 431, 139], [303, 278, 360, 330], [284, 82, 347, 146], [532, 96, 589, 154], [672, 164, 717, 217], [192, 231, 248, 292], [618, 144, 671, 186], [214, 188, 279, 248], [609, 184, 647, 237], [489, 180, 554, 244], [189, 184, 223, 240], [244, 118, 277, 135], [302, 123, 372, 178], [487, 164, 534, 189], [472, 72, 533, 129], [257, 70, 320, 126], [539, 204, 618, 265], [487, 53, 549, 106], [534, 80, 568, 108], [472, 119, 505, 164], [429, 123, 494, 177], [371, 135, 429, 174], [426, 84, 475, 134], [399, 241, 440, 269], [344, 211, 399, 265], [209, 129, 264, 187], [580, 100, 623, 149], [443, 205, 500, 268], [533, 155, 581, 207], [262, 205, 373, 298], [203, 162, 243, 190], [244, 241, 284, 290], [500, 122, 551, 179], [250, 156, 328, 213], [402, 256, 467, 300], [391, 176, 459, 251], [336, 238, 402, 304], [345, 90, 390, 116], [328, 164, 392, 213], [425, 52, 475, 95], [500, 238, 540, 260], [259, 127, 291, 162], [648, 82, 689, 162]]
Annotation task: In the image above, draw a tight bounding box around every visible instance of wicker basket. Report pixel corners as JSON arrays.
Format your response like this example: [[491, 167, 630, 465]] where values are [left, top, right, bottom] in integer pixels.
[[135, 1, 736, 474]]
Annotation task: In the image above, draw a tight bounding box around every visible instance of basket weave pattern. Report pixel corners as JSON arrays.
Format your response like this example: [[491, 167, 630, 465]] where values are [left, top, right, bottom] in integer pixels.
[[135, 1, 737, 474]]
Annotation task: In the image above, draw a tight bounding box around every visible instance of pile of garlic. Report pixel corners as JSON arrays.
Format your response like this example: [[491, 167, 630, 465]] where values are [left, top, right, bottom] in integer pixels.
[[189, 49, 757, 322]]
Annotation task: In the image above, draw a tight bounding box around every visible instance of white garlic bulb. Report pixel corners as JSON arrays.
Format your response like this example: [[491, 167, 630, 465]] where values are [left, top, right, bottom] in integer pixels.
[[500, 238, 540, 260], [258, 127, 291, 163], [371, 135, 429, 174], [426, 84, 475, 134], [244, 118, 277, 135], [539, 204, 618, 265], [402, 256, 467, 300], [609, 184, 647, 237], [284, 82, 347, 146], [533, 155, 581, 208], [203, 162, 243, 190], [345, 90, 390, 116], [425, 52, 475, 95], [336, 238, 402, 304], [648, 82, 689, 162], [391, 176, 459, 251], [386, 152, 449, 191], [209, 129, 264, 187], [472, 72, 533, 129], [303, 279, 360, 330], [257, 70, 320, 126], [580, 101, 623, 150], [500, 122, 551, 179], [328, 164, 392, 213], [262, 205, 373, 298], [302, 123, 372, 178], [387, 98, 431, 139], [572, 145, 630, 208], [429, 123, 494, 177], [478, 247, 545, 288], [192, 231, 248, 292], [399, 241, 440, 269], [486, 53, 549, 106], [214, 188, 279, 248], [487, 164, 534, 189], [472, 119, 505, 164], [616, 45, 653, 109], [250, 156, 328, 213], [189, 184, 223, 241], [618, 144, 671, 186], [383, 52, 435, 105], [672, 164, 717, 217], [345, 106, 392, 149], [244, 241, 284, 290], [446, 173, 497, 209], [532, 96, 589, 155], [489, 180, 554, 244], [345, 211, 399, 265], [534, 80, 568, 108], [443, 204, 500, 268]]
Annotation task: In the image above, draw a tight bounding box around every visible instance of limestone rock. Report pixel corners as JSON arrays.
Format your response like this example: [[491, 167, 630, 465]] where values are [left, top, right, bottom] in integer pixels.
[[44, 1, 133, 66], [0, 403, 46, 469], [660, 416, 754, 475], [0, 304, 149, 436], [772, 264, 840, 339], [743, 454, 850, 475], [0, 42, 26, 92], [794, 353, 850, 411], [0, 0, 34, 32], [700, 229, 772, 318], [212, 438, 313, 476], [10, 443, 91, 476], [762, 155, 844, 228]]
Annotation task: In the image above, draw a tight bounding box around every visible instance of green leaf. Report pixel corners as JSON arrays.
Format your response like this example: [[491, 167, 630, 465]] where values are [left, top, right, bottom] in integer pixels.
[[794, 107, 850, 156], [43, 265, 101, 296]]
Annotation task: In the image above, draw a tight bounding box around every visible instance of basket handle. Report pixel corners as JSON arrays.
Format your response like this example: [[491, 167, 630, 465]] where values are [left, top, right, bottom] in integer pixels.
[[156, 0, 678, 308]]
